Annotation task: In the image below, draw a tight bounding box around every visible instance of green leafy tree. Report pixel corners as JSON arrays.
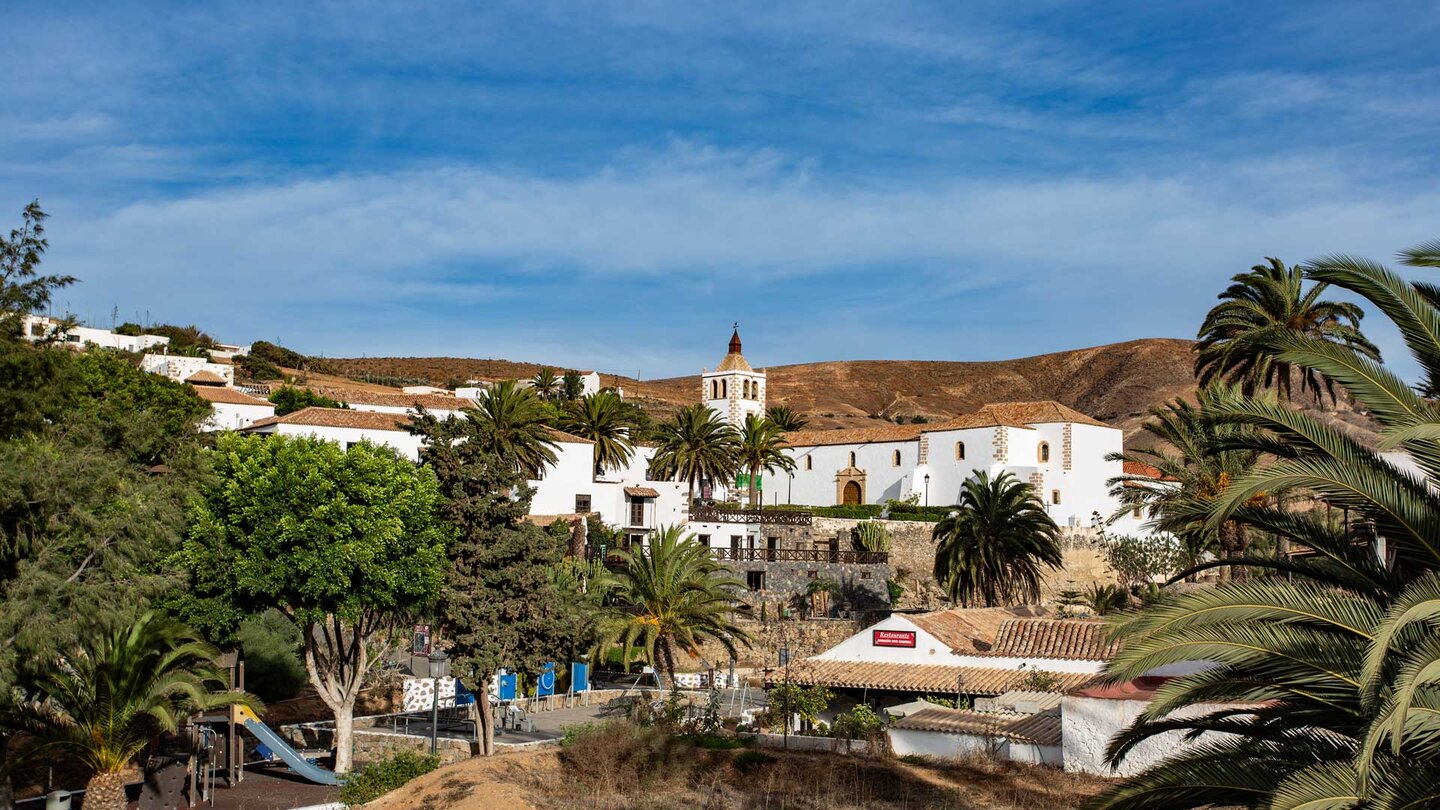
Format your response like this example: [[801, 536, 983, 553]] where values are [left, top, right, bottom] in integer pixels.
[[67, 351, 210, 464], [593, 525, 751, 685], [764, 683, 832, 731], [0, 201, 72, 337], [764, 405, 808, 432], [559, 390, 635, 475], [463, 379, 559, 477], [1194, 257, 1378, 403], [15, 611, 254, 810], [173, 433, 450, 772], [560, 370, 586, 401], [407, 410, 573, 755], [651, 403, 739, 507], [1102, 534, 1187, 590], [530, 368, 561, 401], [1087, 240, 1440, 809], [931, 471, 1062, 607], [236, 610, 309, 702], [736, 414, 794, 508], [267, 385, 348, 416]]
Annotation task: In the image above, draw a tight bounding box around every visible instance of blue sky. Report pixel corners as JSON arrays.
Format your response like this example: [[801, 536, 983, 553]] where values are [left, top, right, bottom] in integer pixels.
[[5, 1, 1439, 378]]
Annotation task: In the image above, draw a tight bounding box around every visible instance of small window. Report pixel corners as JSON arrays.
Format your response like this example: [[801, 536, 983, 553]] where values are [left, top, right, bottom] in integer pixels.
[[698, 534, 711, 546], [892, 450, 902, 467], [1052, 489, 1062, 505], [860, 572, 870, 580], [575, 494, 592, 513], [956, 441, 965, 460], [1133, 507, 1143, 519], [805, 456, 813, 471], [808, 570, 819, 579], [746, 571, 765, 591], [848, 451, 857, 467], [1038, 442, 1051, 463], [629, 499, 646, 526], [345, 442, 360, 452], [721, 379, 727, 398], [628, 533, 644, 547]]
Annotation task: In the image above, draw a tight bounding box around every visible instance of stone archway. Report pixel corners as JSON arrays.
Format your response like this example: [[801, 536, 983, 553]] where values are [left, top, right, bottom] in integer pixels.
[[835, 467, 866, 506]]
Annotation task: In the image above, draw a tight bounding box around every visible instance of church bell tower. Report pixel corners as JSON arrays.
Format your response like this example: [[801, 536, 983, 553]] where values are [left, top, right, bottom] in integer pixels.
[[701, 328, 766, 427]]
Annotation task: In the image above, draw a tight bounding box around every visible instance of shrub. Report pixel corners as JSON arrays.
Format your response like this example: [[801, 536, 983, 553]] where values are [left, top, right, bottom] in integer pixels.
[[853, 520, 892, 552], [898, 753, 931, 765], [1104, 534, 1186, 588], [1018, 669, 1062, 692], [886, 578, 904, 603], [831, 704, 885, 742], [268, 385, 348, 416], [337, 749, 440, 806], [236, 609, 308, 702], [732, 749, 775, 774], [235, 353, 282, 381]]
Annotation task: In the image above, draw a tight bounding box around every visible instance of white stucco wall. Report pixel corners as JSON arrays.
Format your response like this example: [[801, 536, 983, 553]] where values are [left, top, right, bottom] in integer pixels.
[[813, 615, 956, 664], [267, 423, 425, 461], [783, 439, 921, 506], [529, 440, 600, 515], [203, 401, 275, 431], [140, 354, 235, 384], [888, 728, 1061, 766], [1061, 694, 1244, 777]]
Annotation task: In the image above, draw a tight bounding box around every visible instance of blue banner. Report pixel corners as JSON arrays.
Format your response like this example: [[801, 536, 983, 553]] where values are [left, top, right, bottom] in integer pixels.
[[571, 662, 589, 693], [497, 671, 517, 701], [536, 662, 556, 697]]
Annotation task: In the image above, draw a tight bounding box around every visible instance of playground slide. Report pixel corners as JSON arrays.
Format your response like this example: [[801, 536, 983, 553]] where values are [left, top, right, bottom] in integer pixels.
[[232, 705, 341, 786]]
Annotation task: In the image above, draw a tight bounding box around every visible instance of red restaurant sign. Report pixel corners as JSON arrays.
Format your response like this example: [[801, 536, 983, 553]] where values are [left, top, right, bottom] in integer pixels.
[[872, 629, 916, 648]]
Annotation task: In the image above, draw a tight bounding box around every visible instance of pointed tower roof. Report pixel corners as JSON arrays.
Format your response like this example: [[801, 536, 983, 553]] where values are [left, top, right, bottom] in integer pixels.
[[716, 328, 754, 372]]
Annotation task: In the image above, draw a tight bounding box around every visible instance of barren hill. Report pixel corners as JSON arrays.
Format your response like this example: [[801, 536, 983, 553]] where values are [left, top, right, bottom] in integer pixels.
[[329, 338, 1204, 443]]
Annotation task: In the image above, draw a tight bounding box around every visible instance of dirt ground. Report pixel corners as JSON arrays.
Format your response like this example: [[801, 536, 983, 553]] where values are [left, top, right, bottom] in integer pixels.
[[361, 746, 1110, 810]]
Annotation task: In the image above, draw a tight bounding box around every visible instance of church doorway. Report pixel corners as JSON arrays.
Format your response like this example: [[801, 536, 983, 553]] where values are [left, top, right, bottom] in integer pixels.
[[842, 481, 862, 505]]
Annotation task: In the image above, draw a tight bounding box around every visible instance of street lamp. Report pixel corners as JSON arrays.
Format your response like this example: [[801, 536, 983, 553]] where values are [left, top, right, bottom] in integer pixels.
[[428, 651, 450, 754], [923, 473, 930, 507]]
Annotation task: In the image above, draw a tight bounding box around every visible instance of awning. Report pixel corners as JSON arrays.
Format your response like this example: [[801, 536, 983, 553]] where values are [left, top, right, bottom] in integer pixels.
[[624, 486, 660, 498]]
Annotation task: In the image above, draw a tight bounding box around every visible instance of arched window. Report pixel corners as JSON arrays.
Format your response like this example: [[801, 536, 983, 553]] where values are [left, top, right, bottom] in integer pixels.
[[745, 380, 753, 398], [955, 441, 965, 460], [805, 456, 813, 471], [1052, 489, 1061, 505], [1133, 506, 1143, 519], [721, 379, 727, 398], [892, 450, 902, 467], [1038, 442, 1051, 463], [848, 451, 857, 467]]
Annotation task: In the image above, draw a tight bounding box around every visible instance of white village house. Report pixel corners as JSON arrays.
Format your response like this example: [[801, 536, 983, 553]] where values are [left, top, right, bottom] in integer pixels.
[[21, 314, 169, 353]]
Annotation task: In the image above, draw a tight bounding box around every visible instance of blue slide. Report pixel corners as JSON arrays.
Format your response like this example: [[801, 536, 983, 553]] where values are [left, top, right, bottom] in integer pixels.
[[233, 705, 341, 786]]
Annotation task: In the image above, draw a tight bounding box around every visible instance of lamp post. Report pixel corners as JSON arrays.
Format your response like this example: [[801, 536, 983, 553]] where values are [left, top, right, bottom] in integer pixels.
[[923, 473, 930, 507], [428, 651, 450, 754]]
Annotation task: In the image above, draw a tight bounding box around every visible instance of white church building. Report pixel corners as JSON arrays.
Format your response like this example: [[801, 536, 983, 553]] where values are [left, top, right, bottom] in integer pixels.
[[697, 330, 1141, 534]]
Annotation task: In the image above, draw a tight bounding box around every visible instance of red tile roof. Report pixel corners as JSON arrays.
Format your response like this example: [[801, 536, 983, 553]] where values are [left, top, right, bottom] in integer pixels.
[[976, 619, 1119, 661], [773, 659, 1096, 696], [1068, 676, 1173, 701], [891, 706, 1063, 746], [243, 407, 412, 432], [624, 486, 661, 498], [908, 607, 1053, 654], [780, 401, 1108, 448], [185, 370, 228, 385], [782, 423, 928, 448], [191, 385, 271, 406]]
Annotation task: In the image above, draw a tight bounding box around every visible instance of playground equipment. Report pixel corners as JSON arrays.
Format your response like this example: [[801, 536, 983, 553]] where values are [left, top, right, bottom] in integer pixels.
[[230, 705, 340, 786]]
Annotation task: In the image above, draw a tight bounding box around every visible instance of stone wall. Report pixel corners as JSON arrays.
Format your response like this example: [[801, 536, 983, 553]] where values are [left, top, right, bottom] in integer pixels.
[[693, 617, 863, 669], [280, 721, 475, 767]]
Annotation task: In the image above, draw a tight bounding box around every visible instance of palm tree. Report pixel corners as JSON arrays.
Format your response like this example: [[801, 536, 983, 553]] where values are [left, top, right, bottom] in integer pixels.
[[464, 379, 559, 477], [650, 404, 739, 508], [735, 414, 795, 508], [764, 405, 808, 432], [1106, 387, 1264, 580], [1194, 257, 1379, 403], [559, 390, 634, 476], [592, 525, 751, 685], [17, 612, 256, 810], [931, 471, 1062, 607], [529, 368, 561, 401], [1086, 241, 1440, 809]]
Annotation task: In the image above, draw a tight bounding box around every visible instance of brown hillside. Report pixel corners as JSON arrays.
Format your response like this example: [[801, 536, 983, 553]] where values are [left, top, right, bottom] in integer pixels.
[[327, 338, 1375, 446]]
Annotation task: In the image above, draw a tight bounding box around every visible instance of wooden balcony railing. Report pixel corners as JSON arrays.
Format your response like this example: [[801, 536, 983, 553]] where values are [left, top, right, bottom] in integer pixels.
[[710, 547, 888, 565], [689, 507, 812, 526]]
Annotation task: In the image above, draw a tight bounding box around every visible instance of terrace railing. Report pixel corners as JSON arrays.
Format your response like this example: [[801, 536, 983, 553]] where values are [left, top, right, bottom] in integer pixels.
[[710, 547, 888, 565], [689, 506, 812, 526]]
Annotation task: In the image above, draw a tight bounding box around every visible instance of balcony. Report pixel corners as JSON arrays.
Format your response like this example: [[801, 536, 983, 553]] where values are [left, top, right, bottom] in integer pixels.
[[710, 547, 888, 565], [689, 506, 812, 526]]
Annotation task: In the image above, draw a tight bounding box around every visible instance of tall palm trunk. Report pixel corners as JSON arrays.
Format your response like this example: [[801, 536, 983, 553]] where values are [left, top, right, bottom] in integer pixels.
[[748, 464, 760, 508]]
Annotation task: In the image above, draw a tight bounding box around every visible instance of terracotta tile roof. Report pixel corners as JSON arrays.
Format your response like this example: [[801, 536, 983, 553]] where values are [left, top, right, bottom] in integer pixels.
[[921, 413, 1034, 432], [891, 707, 1063, 746], [715, 352, 754, 373], [331, 391, 478, 411], [782, 423, 927, 448], [773, 659, 1095, 696], [547, 428, 595, 445], [191, 385, 271, 406], [1069, 676, 1173, 701], [977, 401, 1109, 428], [624, 486, 661, 498], [907, 606, 1053, 654], [976, 619, 1119, 661], [243, 407, 412, 432], [185, 370, 228, 385]]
